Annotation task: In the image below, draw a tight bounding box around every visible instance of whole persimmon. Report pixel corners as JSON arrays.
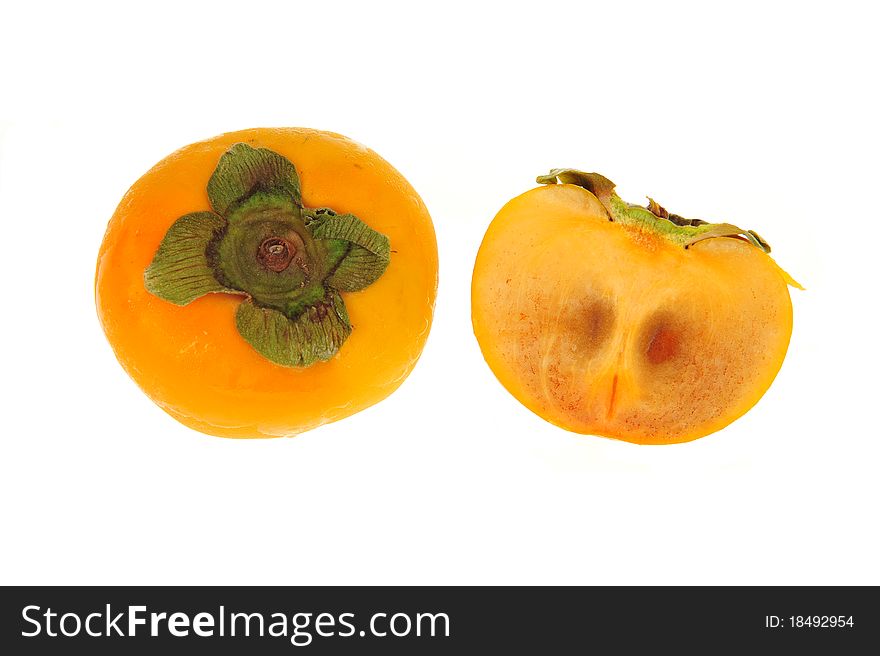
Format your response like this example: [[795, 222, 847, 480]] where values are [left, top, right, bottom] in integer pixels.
[[96, 128, 438, 438], [471, 169, 801, 444]]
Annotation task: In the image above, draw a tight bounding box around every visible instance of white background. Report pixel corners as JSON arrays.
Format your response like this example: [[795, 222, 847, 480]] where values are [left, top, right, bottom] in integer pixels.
[[1, 1, 878, 585]]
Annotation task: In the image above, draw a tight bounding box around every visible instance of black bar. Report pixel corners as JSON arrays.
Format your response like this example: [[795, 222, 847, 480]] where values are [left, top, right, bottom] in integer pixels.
[[1, 586, 875, 653]]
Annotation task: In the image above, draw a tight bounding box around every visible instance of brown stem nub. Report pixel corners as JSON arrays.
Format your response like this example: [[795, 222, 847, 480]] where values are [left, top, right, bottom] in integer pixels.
[[258, 237, 295, 272]]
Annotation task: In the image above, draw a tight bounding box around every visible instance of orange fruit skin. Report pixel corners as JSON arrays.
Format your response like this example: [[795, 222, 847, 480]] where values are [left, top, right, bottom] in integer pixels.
[[96, 128, 438, 438], [471, 184, 794, 444]]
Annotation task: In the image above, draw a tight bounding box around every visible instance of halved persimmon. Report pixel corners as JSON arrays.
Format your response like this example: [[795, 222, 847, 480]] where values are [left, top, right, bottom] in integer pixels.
[[471, 169, 801, 444], [96, 128, 438, 438]]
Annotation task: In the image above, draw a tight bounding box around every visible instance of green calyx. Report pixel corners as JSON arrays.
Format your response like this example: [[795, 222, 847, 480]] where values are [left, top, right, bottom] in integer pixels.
[[145, 143, 390, 367], [536, 168, 772, 253]]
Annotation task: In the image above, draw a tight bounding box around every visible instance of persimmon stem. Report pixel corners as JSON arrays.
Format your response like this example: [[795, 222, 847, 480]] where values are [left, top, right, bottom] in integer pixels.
[[258, 237, 295, 272], [145, 143, 391, 368], [537, 168, 772, 253]]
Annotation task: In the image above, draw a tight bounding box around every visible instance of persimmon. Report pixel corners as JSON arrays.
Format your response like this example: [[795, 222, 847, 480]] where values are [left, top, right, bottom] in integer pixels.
[[471, 169, 801, 444], [96, 128, 438, 438]]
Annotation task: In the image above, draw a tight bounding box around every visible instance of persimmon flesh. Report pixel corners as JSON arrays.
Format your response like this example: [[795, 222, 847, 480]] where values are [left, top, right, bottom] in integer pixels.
[[471, 170, 800, 444]]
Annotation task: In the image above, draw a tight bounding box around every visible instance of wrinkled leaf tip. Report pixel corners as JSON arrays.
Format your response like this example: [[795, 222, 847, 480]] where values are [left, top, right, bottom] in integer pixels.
[[536, 171, 561, 185], [646, 197, 669, 219], [142, 211, 229, 306], [207, 142, 302, 216], [746, 230, 772, 254]]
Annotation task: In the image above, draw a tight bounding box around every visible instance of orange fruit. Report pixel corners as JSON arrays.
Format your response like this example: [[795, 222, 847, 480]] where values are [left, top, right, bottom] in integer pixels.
[[96, 128, 438, 438], [472, 169, 800, 444]]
